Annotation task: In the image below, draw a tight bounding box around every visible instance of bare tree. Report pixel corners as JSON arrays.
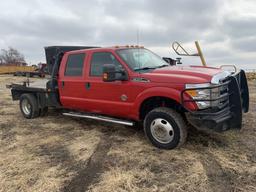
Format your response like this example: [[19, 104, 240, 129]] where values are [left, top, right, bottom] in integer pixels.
[[0, 47, 26, 65]]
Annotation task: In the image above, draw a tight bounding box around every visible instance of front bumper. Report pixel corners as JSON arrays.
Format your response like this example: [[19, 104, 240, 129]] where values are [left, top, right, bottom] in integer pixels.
[[182, 70, 249, 132]]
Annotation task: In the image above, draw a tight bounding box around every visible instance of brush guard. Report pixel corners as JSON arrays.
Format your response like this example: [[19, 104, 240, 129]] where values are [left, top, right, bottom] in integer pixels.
[[182, 70, 249, 132]]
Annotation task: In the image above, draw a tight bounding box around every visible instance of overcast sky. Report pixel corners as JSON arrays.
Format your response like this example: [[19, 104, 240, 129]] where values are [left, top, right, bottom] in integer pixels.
[[0, 0, 256, 70]]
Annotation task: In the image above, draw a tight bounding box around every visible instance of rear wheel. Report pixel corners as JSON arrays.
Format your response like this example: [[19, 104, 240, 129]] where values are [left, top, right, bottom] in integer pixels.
[[20, 94, 40, 119], [144, 107, 187, 149]]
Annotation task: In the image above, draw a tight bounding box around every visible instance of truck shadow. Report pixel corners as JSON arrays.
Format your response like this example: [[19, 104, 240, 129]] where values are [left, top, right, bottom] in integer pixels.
[[186, 126, 228, 148], [48, 108, 228, 148]]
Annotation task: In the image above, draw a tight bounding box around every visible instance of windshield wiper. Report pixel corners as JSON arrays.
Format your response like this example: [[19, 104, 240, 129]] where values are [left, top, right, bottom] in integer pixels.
[[134, 67, 157, 71], [134, 64, 169, 71], [155, 64, 169, 68]]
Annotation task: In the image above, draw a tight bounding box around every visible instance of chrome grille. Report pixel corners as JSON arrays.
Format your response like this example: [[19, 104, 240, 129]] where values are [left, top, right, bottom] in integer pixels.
[[213, 78, 229, 109]]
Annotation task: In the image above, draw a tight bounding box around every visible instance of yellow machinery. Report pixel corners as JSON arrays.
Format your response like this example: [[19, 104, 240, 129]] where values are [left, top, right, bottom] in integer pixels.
[[0, 66, 35, 75]]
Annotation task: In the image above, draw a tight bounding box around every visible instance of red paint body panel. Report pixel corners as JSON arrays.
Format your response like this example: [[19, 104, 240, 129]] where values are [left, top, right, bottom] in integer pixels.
[[58, 47, 221, 121]]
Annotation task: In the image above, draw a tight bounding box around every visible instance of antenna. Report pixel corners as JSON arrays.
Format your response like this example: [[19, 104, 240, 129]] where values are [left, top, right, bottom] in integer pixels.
[[136, 28, 139, 46], [136, 28, 141, 70]]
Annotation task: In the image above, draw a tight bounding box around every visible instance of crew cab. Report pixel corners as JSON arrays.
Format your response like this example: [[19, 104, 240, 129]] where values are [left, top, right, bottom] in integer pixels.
[[8, 46, 249, 149]]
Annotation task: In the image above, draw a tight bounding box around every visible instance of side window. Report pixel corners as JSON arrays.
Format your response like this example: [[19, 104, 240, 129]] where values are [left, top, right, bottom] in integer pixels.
[[65, 53, 85, 76], [90, 52, 123, 76]]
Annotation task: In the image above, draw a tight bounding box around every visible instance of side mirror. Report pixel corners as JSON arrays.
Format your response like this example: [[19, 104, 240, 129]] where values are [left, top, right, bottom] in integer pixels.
[[162, 57, 176, 66], [176, 58, 182, 64], [102, 64, 127, 82]]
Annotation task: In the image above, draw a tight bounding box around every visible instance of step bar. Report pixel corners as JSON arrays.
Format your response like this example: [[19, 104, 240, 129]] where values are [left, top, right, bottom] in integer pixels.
[[62, 112, 134, 126]]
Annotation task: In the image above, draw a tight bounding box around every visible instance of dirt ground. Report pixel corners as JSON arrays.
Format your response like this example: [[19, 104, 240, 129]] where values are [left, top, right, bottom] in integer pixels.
[[0, 75, 255, 192]]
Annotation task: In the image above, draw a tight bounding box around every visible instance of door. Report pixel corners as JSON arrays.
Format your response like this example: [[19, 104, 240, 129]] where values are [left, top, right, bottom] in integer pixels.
[[83, 51, 133, 117], [58, 52, 88, 110]]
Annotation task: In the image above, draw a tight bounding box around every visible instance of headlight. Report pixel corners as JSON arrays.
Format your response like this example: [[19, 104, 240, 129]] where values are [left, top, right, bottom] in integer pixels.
[[185, 83, 220, 109], [211, 71, 231, 84]]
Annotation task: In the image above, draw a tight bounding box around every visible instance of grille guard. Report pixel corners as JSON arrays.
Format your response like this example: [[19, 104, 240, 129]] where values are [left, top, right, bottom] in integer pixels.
[[181, 69, 249, 131], [181, 81, 230, 108]]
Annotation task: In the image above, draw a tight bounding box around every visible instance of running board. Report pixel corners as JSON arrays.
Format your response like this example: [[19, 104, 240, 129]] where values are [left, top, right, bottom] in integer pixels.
[[62, 112, 134, 126]]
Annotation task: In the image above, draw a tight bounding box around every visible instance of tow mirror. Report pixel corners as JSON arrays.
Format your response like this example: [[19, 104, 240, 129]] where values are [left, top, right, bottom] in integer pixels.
[[102, 64, 128, 82], [162, 57, 176, 66]]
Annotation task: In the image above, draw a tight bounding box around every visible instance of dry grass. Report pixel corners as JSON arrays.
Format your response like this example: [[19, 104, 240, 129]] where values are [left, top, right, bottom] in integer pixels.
[[0, 75, 255, 192], [246, 72, 256, 80]]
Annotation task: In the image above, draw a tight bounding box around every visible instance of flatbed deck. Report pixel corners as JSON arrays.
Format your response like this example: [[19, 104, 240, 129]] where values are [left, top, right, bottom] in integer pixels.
[[7, 78, 49, 93], [27, 78, 49, 89]]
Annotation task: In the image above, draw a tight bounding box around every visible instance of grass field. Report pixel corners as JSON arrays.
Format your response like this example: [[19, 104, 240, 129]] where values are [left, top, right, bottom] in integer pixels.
[[0, 75, 255, 192]]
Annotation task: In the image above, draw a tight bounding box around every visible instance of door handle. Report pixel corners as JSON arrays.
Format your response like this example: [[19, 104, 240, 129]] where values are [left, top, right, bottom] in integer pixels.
[[85, 82, 91, 90], [61, 81, 65, 88]]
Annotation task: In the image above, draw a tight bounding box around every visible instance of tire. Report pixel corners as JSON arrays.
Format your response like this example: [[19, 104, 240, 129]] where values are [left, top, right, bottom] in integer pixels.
[[19, 94, 40, 119], [144, 107, 187, 149]]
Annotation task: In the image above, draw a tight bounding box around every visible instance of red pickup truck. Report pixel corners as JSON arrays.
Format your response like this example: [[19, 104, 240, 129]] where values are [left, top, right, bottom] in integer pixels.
[[9, 46, 249, 149]]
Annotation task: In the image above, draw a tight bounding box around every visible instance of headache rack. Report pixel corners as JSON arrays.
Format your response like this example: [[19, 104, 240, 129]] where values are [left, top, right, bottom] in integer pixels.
[[45, 46, 100, 76]]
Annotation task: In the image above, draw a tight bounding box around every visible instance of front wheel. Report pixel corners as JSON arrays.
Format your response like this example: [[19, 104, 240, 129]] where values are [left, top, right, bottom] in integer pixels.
[[144, 107, 187, 149]]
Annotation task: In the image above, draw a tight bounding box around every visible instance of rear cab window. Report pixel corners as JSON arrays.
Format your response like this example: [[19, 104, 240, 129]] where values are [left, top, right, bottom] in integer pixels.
[[65, 53, 86, 76]]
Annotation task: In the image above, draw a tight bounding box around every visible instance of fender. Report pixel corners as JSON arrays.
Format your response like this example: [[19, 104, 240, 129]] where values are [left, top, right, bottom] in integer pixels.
[[131, 87, 197, 120]]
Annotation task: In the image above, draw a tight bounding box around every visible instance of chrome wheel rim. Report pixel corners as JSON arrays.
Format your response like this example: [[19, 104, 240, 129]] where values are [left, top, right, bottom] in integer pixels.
[[21, 99, 31, 115], [150, 118, 174, 144]]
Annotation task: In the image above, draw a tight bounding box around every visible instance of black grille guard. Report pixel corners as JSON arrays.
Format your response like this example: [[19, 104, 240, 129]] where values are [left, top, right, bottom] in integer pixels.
[[181, 69, 249, 130]]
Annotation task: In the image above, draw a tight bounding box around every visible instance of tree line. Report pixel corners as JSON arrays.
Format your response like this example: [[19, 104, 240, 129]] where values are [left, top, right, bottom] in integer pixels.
[[0, 47, 26, 66]]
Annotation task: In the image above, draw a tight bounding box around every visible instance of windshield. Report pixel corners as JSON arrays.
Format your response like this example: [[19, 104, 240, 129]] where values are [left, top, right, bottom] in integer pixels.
[[116, 48, 168, 72]]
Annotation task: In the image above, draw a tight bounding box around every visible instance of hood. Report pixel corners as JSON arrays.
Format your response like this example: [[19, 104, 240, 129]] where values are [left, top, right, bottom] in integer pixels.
[[142, 65, 224, 84]]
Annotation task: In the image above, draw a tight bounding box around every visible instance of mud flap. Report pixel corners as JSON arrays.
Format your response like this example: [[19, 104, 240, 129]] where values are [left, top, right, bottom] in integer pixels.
[[240, 70, 249, 112], [228, 70, 250, 129], [228, 76, 242, 129]]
